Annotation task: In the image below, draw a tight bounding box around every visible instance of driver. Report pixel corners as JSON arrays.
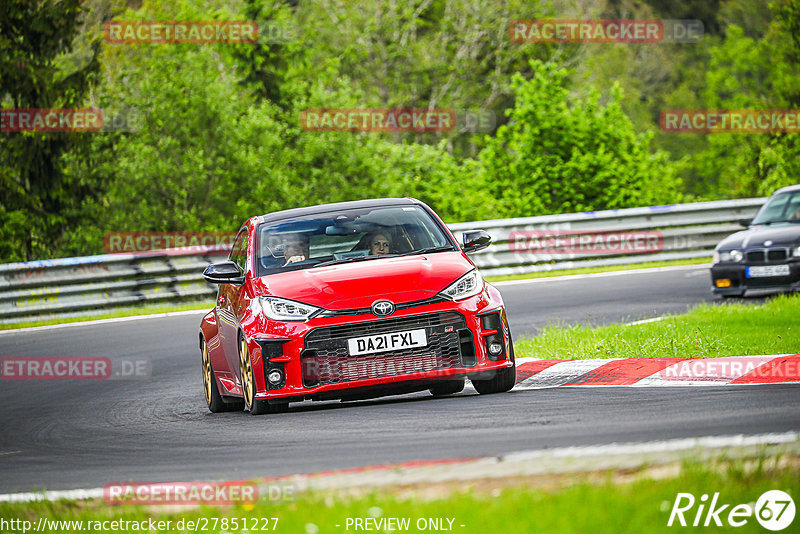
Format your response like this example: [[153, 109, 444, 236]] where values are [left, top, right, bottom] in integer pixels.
[[283, 233, 310, 265], [367, 232, 391, 255]]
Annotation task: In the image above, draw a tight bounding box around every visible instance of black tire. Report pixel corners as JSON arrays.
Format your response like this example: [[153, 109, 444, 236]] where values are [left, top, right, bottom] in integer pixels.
[[429, 378, 465, 397], [201, 338, 243, 413], [472, 364, 516, 394], [472, 339, 516, 395], [238, 332, 289, 415]]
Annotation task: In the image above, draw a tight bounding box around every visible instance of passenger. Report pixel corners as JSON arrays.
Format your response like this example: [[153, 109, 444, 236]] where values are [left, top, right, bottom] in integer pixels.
[[282, 233, 310, 265], [367, 232, 391, 255]]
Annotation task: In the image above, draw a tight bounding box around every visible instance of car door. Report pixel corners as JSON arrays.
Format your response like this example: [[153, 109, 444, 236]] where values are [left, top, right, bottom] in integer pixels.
[[219, 227, 248, 385]]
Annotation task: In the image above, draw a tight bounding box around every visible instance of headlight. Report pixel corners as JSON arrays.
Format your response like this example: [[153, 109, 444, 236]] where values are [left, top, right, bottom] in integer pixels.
[[793, 246, 800, 258], [259, 297, 320, 321], [439, 270, 483, 301], [716, 250, 742, 263]]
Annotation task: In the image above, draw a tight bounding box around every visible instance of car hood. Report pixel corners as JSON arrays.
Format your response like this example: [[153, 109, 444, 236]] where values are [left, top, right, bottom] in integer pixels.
[[717, 224, 800, 250], [251, 252, 475, 310]]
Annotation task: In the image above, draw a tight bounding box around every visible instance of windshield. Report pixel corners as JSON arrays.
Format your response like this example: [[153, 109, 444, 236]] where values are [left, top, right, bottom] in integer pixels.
[[751, 191, 800, 225], [255, 204, 454, 276]]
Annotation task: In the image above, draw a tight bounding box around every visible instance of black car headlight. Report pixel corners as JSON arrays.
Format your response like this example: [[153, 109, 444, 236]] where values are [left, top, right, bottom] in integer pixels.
[[714, 249, 743, 263], [439, 270, 483, 301], [793, 246, 800, 258], [259, 297, 321, 321]]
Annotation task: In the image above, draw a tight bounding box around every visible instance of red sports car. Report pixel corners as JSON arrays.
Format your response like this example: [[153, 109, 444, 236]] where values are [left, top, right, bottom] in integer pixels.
[[199, 198, 516, 414]]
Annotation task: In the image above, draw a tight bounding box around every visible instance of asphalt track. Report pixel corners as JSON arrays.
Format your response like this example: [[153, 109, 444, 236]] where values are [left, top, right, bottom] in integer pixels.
[[1, 265, 798, 493], [498, 264, 717, 336]]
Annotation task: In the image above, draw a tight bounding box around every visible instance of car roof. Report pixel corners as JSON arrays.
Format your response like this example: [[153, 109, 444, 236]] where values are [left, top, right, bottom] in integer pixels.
[[772, 184, 800, 195], [257, 197, 422, 224]]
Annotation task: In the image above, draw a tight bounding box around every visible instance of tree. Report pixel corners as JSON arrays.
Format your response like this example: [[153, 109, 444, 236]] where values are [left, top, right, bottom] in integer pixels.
[[476, 60, 682, 217], [683, 0, 800, 198], [0, 0, 101, 261]]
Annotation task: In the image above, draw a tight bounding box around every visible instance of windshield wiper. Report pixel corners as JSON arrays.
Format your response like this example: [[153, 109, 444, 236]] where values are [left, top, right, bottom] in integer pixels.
[[314, 246, 455, 266], [397, 245, 455, 257], [313, 255, 383, 268]]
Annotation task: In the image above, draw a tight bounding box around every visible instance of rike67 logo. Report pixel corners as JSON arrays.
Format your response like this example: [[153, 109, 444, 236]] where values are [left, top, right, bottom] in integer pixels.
[[666, 490, 795, 531]]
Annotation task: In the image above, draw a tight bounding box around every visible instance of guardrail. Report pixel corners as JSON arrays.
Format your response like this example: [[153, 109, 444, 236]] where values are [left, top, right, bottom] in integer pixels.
[[0, 198, 765, 324]]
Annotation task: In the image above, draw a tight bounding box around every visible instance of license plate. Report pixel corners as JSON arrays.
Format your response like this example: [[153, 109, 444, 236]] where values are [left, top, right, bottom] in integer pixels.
[[347, 329, 427, 356], [746, 265, 790, 277]]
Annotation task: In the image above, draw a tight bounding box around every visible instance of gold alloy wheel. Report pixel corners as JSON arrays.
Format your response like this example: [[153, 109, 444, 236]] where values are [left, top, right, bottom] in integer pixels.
[[239, 335, 255, 408], [201, 340, 212, 405]]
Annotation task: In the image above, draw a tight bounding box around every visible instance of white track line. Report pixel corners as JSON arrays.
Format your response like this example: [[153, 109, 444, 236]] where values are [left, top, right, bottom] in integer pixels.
[[503, 432, 799, 461], [2, 431, 796, 503], [492, 264, 710, 286], [626, 316, 666, 326], [0, 309, 208, 336]]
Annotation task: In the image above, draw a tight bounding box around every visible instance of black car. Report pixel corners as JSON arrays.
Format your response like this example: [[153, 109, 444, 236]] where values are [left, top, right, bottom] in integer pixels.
[[711, 184, 800, 297]]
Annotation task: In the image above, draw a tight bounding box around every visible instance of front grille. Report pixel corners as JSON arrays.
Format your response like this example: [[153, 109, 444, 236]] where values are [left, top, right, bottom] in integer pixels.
[[746, 248, 789, 263], [768, 249, 788, 261], [302, 312, 469, 386]]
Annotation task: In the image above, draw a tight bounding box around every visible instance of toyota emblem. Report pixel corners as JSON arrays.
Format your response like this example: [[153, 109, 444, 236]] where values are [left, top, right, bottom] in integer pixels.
[[371, 300, 395, 317]]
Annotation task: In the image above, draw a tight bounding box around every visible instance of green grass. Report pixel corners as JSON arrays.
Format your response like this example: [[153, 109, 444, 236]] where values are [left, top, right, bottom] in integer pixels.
[[0, 301, 212, 331], [486, 256, 711, 282], [1, 457, 796, 533], [515, 293, 799, 359]]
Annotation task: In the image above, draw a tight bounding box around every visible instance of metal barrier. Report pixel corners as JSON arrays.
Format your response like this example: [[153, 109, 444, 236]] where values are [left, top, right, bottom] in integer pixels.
[[0, 198, 765, 324]]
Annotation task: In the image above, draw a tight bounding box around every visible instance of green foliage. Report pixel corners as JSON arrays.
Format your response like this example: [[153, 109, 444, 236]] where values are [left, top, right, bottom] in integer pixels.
[[0, 0, 101, 261], [684, 0, 800, 199], [6, 0, 798, 262], [476, 60, 682, 217]]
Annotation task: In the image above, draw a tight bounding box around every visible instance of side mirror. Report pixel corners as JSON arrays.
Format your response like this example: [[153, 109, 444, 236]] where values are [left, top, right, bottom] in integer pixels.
[[738, 218, 753, 228], [203, 261, 245, 285], [462, 230, 491, 253]]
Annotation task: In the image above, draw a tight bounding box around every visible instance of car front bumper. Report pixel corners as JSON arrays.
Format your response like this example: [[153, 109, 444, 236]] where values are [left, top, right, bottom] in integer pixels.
[[242, 289, 513, 402], [710, 261, 800, 296]]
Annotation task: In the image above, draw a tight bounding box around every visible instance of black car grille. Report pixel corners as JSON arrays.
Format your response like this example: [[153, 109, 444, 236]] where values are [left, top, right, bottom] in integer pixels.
[[301, 312, 474, 386], [768, 249, 788, 261], [746, 248, 789, 263]]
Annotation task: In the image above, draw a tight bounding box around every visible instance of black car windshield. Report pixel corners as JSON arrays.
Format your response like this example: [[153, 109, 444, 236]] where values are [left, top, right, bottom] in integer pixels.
[[255, 204, 455, 276], [751, 191, 800, 225]]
